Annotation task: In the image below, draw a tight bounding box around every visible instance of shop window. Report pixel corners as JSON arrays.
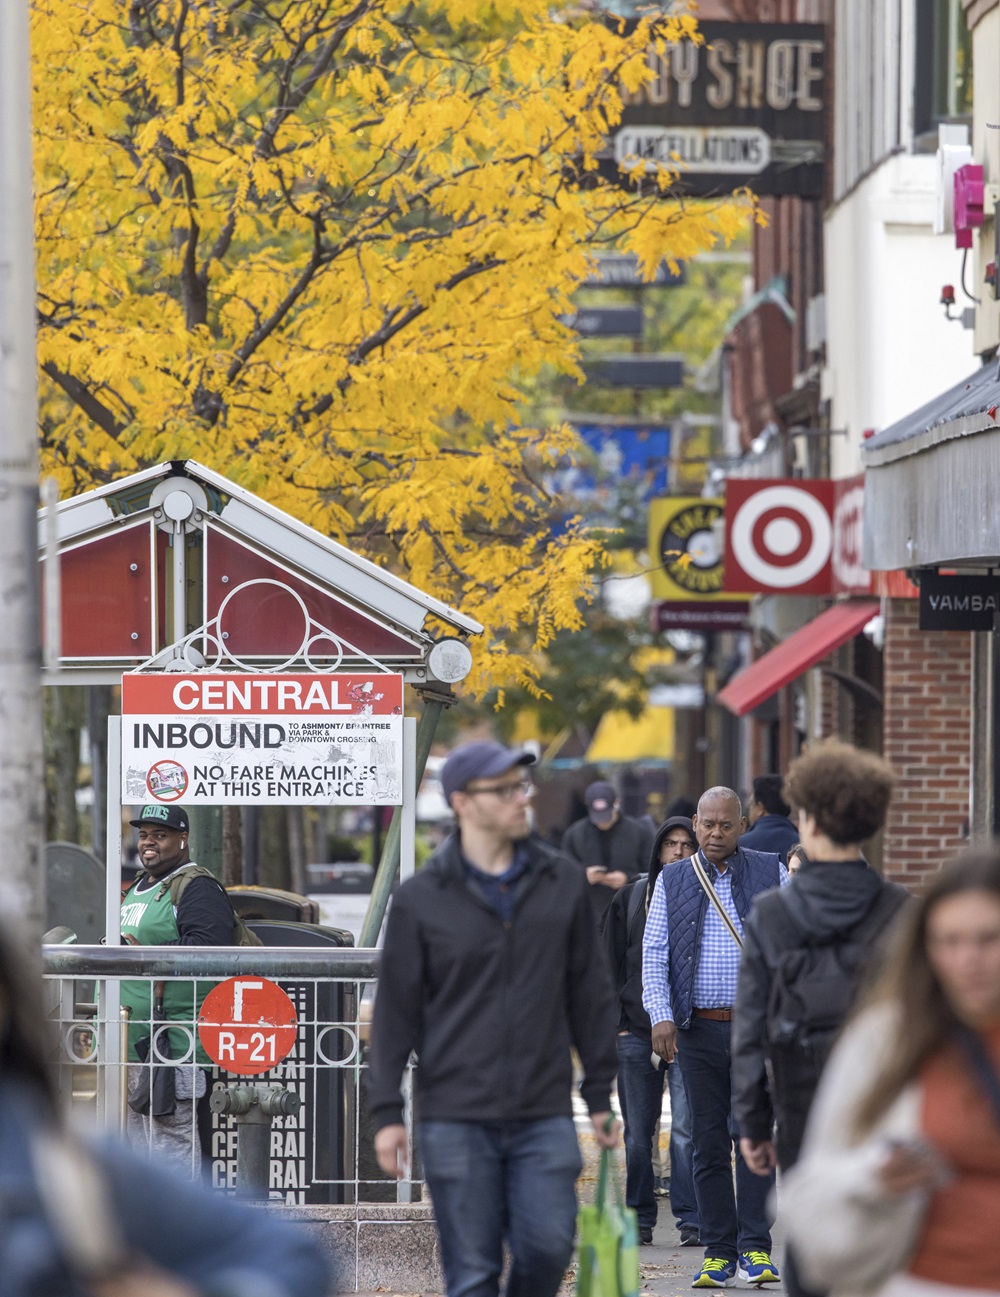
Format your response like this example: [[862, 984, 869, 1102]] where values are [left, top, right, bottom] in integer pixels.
[[914, 0, 973, 150]]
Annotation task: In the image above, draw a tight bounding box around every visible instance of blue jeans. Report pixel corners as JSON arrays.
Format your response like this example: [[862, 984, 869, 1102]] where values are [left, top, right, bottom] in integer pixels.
[[615, 1032, 663, 1229], [419, 1117, 582, 1297], [667, 1057, 698, 1231], [676, 1017, 774, 1262]]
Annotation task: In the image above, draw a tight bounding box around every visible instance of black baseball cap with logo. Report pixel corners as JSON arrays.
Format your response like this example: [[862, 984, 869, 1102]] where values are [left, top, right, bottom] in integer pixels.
[[129, 805, 190, 832]]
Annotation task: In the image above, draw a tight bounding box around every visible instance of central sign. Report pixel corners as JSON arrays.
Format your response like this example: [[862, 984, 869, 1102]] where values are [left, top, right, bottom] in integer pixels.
[[121, 671, 404, 805], [199, 977, 298, 1075]]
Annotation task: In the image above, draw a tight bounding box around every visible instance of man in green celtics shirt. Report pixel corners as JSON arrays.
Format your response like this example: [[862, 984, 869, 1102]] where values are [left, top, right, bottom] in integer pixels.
[[120, 804, 237, 1177]]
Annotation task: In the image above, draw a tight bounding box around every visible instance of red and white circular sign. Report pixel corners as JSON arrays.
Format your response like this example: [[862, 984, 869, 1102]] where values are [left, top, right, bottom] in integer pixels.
[[198, 977, 298, 1075], [727, 482, 833, 593]]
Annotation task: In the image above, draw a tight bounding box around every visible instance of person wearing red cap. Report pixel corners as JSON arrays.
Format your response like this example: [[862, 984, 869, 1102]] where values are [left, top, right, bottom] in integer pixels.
[[561, 780, 654, 929]]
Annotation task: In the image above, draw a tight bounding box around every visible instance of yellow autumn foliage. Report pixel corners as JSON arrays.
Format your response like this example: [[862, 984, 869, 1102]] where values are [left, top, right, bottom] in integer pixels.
[[31, 0, 756, 695]]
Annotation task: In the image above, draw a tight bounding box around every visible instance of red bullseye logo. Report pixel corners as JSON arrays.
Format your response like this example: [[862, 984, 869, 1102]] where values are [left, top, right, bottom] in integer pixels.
[[725, 482, 834, 594]]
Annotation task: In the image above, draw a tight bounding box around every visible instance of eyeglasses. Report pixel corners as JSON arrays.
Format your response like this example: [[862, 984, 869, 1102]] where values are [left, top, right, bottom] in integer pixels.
[[463, 779, 534, 802]]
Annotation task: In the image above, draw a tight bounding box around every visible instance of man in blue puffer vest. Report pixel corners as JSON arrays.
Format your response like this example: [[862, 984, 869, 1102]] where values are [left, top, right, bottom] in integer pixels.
[[643, 787, 786, 1291]]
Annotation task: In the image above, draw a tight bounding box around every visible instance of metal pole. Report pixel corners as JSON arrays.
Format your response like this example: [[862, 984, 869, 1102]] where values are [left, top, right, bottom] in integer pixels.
[[358, 690, 450, 947], [104, 717, 123, 1127], [0, 0, 44, 940], [400, 716, 416, 884]]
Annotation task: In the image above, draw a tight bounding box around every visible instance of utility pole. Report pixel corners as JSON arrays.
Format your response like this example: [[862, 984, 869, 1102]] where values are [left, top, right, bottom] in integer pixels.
[[0, 0, 44, 940]]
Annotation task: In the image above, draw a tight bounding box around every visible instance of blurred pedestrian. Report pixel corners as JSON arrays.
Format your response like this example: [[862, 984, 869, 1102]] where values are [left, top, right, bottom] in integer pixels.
[[0, 920, 330, 1297], [604, 816, 701, 1247], [739, 775, 799, 863], [368, 740, 619, 1297], [784, 847, 1000, 1297], [786, 843, 807, 875], [732, 741, 910, 1297], [562, 780, 654, 929], [643, 786, 785, 1288]]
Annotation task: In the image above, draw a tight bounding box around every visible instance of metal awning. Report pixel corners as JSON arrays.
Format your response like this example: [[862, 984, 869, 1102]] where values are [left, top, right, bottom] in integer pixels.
[[39, 461, 483, 681], [715, 600, 880, 717], [862, 358, 1000, 571]]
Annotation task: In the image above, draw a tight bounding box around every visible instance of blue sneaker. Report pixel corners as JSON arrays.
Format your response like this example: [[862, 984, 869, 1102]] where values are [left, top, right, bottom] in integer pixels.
[[738, 1252, 780, 1285], [692, 1258, 737, 1288]]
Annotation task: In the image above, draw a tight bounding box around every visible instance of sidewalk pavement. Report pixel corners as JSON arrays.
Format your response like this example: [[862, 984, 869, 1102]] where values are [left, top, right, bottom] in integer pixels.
[[353, 1177, 788, 1297]]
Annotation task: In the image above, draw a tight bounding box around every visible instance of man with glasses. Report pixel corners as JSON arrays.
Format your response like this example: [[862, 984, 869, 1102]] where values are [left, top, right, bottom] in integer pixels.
[[368, 740, 619, 1297], [643, 787, 786, 1289], [605, 816, 701, 1248]]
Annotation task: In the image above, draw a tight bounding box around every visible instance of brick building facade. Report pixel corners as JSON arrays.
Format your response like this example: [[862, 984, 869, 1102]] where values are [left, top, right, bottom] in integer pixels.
[[880, 599, 972, 886]]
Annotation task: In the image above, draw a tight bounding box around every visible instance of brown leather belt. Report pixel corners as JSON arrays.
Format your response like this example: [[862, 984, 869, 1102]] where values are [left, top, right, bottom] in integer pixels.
[[693, 1007, 733, 1021]]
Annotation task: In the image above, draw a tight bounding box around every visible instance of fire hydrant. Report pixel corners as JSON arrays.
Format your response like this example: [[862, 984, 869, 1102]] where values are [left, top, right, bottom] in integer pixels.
[[210, 1084, 301, 1199]]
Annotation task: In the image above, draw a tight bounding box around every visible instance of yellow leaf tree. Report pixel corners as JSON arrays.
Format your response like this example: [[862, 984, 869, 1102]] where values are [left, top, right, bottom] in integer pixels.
[[31, 0, 753, 693]]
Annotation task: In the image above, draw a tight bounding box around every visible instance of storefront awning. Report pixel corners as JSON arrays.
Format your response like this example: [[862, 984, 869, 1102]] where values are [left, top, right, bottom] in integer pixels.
[[862, 357, 1000, 572], [716, 600, 881, 717], [585, 704, 675, 764]]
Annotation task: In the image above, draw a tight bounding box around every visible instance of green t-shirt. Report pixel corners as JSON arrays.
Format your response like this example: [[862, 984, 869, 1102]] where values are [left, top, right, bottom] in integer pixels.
[[120, 866, 215, 1066]]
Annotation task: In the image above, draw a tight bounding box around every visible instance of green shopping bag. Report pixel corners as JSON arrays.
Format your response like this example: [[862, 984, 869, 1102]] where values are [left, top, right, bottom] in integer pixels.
[[575, 1144, 641, 1297]]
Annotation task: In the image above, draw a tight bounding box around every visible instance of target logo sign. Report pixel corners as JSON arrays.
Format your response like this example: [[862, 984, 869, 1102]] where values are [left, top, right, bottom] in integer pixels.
[[724, 480, 836, 595]]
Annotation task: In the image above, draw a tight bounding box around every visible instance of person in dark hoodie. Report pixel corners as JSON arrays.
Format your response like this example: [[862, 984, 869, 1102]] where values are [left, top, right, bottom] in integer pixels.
[[604, 816, 701, 1247], [731, 740, 912, 1297]]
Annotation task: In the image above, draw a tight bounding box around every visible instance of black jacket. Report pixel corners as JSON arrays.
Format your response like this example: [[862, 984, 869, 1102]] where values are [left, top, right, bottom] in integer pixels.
[[731, 858, 911, 1163], [561, 814, 654, 927], [602, 820, 677, 1041], [367, 832, 618, 1132]]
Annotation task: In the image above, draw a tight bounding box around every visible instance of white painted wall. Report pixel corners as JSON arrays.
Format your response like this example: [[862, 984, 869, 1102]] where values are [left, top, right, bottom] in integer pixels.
[[823, 151, 978, 480], [972, 6, 1000, 357]]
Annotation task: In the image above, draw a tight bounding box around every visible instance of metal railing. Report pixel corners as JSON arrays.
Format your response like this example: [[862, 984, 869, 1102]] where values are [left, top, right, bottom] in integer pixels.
[[42, 945, 419, 1204]]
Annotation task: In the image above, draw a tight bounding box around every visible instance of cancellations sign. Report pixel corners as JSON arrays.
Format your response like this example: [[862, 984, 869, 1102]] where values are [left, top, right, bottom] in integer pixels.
[[121, 672, 403, 806]]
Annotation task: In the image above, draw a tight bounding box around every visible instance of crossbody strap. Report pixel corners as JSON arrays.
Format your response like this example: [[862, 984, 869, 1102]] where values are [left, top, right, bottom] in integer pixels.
[[690, 853, 743, 951], [954, 1023, 1000, 1130]]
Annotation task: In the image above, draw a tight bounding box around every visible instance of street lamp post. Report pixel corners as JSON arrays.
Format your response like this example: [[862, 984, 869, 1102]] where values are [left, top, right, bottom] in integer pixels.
[[0, 0, 44, 940]]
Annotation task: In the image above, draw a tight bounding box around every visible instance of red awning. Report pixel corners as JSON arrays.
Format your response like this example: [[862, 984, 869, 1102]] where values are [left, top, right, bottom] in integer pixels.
[[716, 600, 881, 717]]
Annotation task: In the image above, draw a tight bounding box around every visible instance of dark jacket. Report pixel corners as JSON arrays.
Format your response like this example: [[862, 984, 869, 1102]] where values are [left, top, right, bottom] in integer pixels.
[[367, 832, 618, 1132], [731, 858, 911, 1165], [0, 1078, 331, 1297], [663, 847, 783, 1029], [561, 814, 654, 927], [603, 820, 677, 1041], [739, 814, 800, 862]]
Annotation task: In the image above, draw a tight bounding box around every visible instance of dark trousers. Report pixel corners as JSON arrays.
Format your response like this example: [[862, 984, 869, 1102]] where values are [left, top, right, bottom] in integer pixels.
[[615, 1031, 663, 1229], [676, 1017, 774, 1263]]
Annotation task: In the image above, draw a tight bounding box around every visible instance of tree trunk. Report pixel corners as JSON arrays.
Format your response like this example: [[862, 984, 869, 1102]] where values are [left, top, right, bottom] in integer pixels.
[[221, 804, 242, 887], [44, 685, 84, 843], [287, 805, 306, 896], [88, 684, 112, 864]]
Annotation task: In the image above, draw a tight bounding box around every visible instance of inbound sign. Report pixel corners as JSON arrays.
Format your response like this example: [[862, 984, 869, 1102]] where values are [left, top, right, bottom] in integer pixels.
[[121, 672, 403, 806]]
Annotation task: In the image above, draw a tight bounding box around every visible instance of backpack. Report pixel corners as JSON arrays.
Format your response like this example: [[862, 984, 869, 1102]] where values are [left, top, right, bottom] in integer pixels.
[[155, 865, 264, 947], [625, 873, 648, 940], [765, 883, 907, 1060]]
